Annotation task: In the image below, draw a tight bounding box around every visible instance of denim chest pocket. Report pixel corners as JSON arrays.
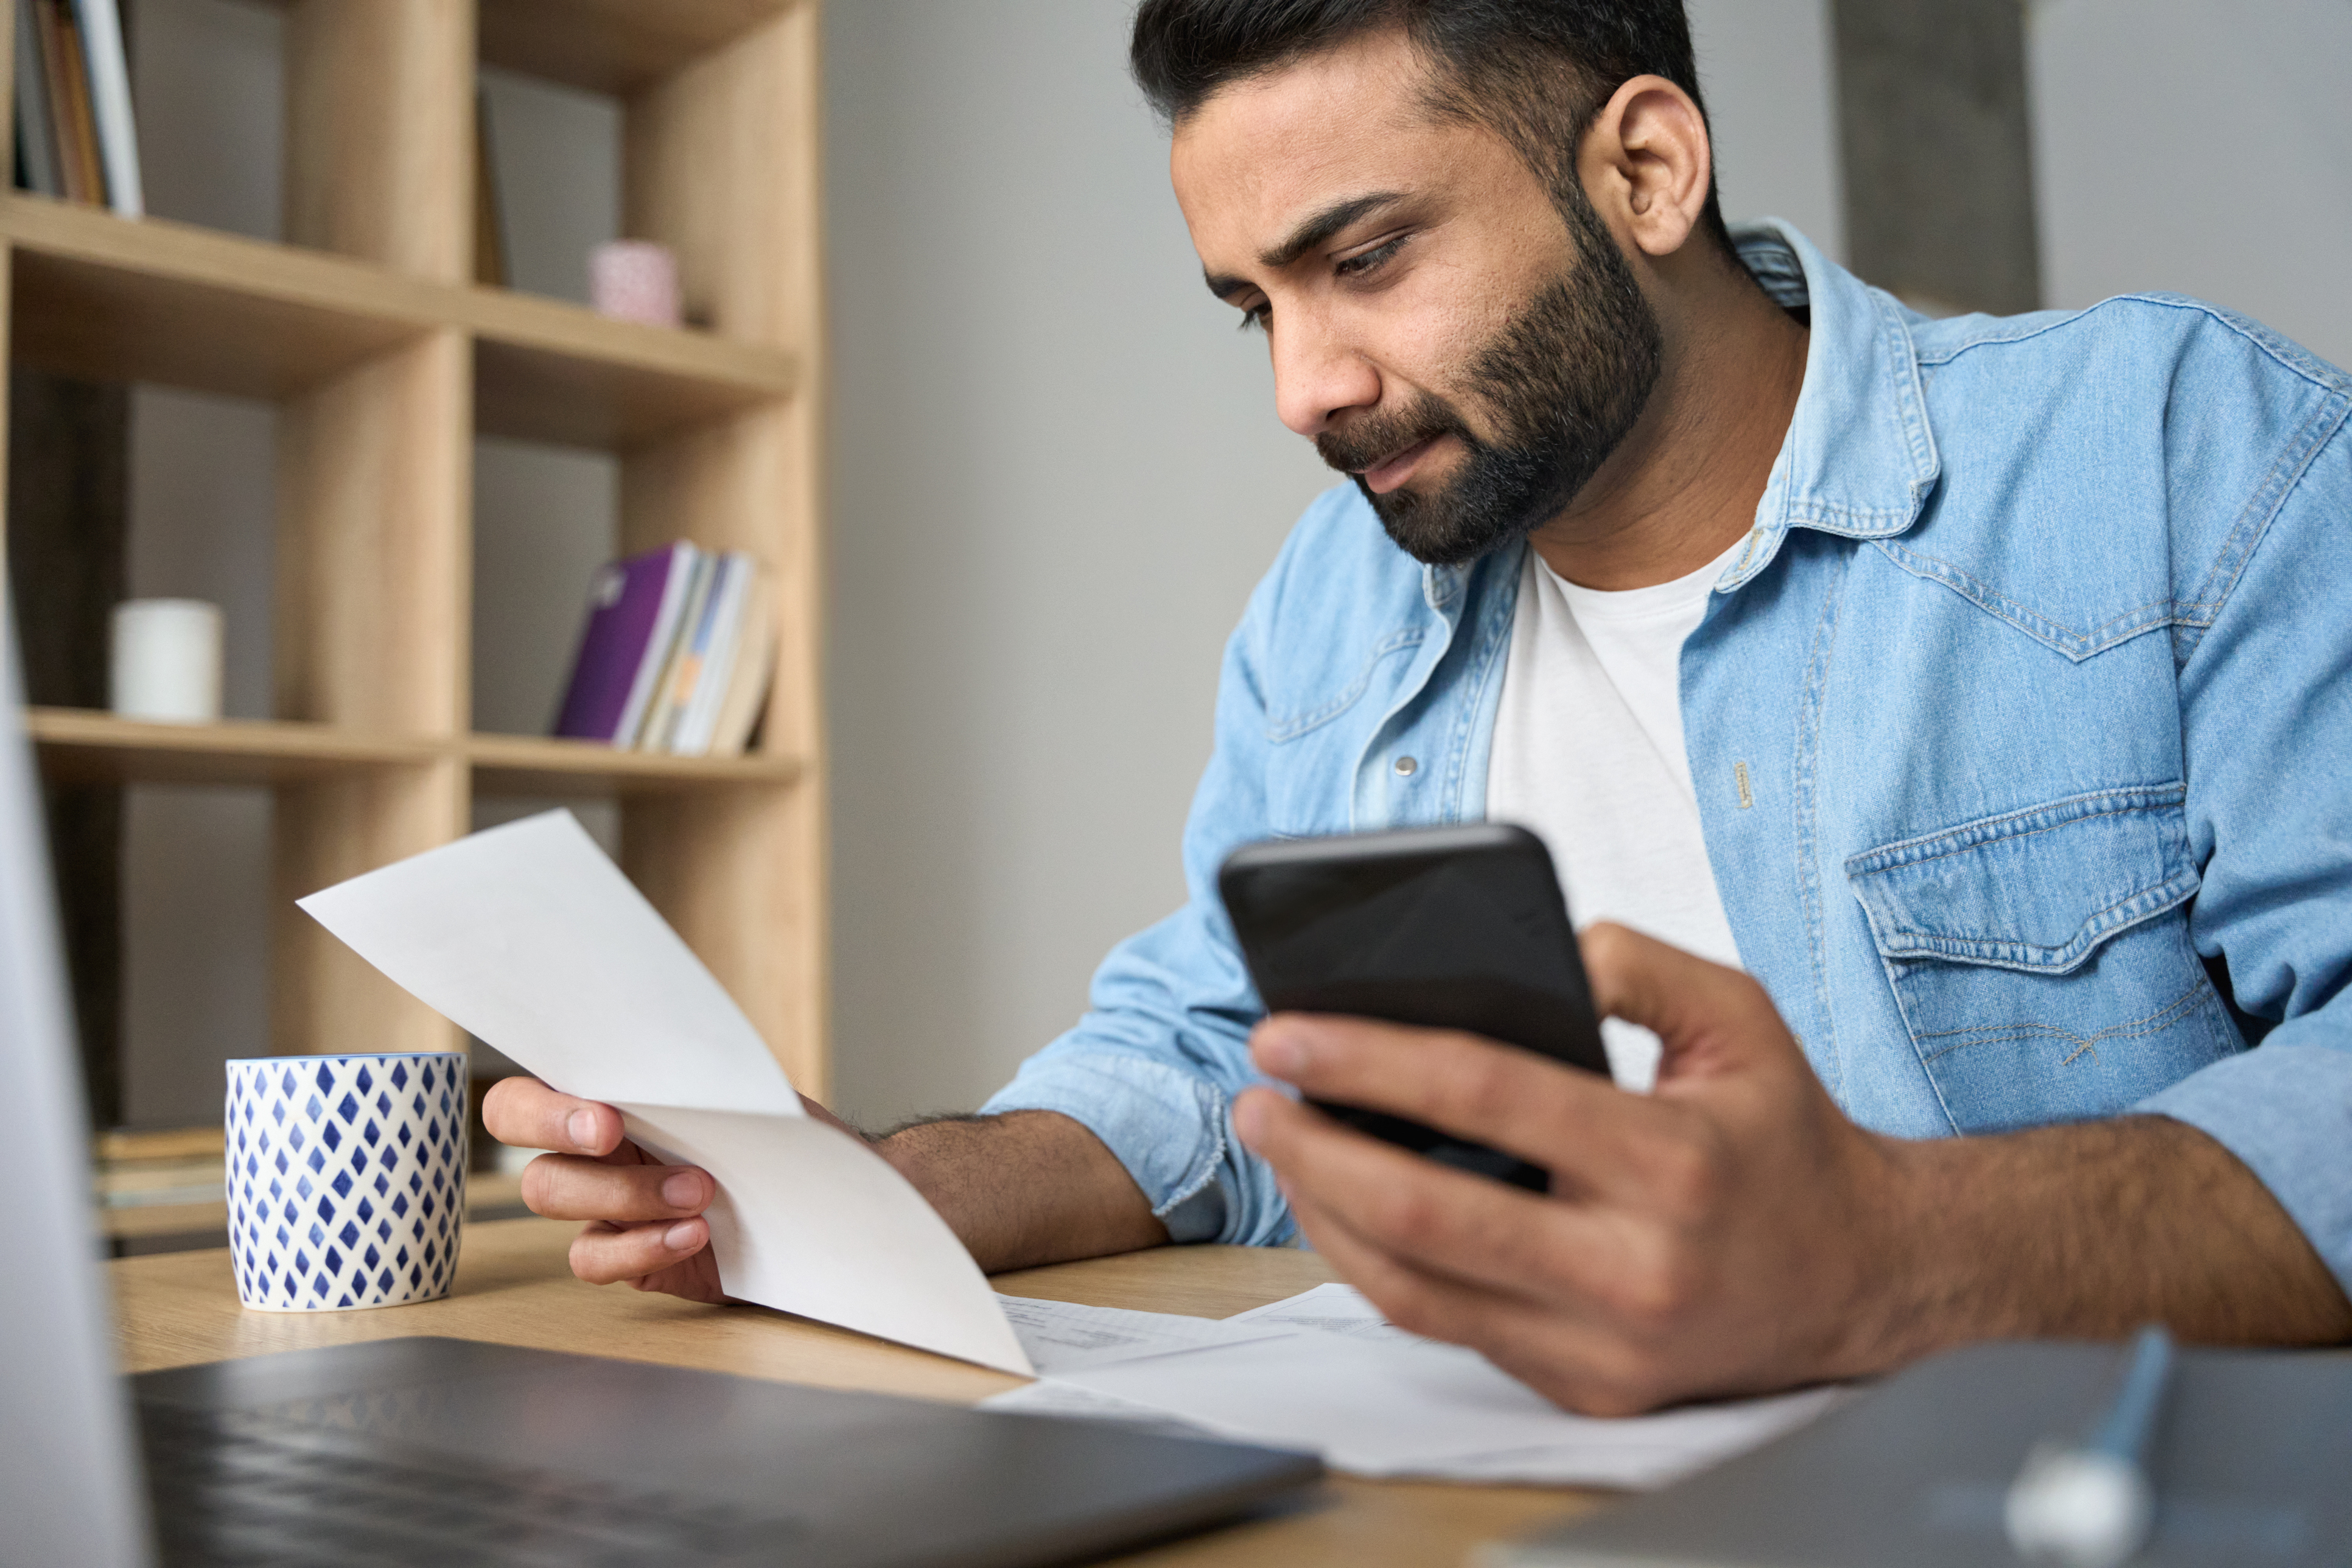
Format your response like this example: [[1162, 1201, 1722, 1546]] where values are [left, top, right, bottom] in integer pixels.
[[1260, 628, 1427, 838], [1844, 785, 2238, 1133]]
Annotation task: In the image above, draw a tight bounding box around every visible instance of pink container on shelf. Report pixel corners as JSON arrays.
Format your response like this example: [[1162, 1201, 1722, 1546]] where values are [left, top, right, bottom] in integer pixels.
[[590, 240, 684, 328]]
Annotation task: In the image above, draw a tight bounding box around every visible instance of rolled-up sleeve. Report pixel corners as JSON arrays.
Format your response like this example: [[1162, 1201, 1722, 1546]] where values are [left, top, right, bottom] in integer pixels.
[[2140, 1037, 2352, 1294], [2152, 405, 2352, 1295]]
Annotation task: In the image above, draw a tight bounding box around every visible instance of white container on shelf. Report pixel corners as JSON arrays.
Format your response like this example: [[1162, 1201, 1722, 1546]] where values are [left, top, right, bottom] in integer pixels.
[[109, 599, 223, 723]]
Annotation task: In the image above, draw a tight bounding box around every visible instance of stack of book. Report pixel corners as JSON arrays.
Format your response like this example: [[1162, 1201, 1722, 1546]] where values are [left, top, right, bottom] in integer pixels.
[[552, 543, 776, 755], [12, 0, 142, 215], [94, 1125, 224, 1242]]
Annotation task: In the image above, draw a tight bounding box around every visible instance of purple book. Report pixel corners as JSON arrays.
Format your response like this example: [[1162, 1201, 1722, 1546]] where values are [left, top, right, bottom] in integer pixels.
[[551, 542, 699, 744]]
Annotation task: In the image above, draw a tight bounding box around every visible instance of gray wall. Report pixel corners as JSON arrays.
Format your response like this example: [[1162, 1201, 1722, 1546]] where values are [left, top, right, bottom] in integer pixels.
[[1686, 0, 1847, 261], [2028, 0, 2352, 368]]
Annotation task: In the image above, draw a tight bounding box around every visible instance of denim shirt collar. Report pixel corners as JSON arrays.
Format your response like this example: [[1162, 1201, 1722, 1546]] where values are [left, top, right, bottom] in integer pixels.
[[1419, 219, 1944, 608], [1724, 220, 1942, 587]]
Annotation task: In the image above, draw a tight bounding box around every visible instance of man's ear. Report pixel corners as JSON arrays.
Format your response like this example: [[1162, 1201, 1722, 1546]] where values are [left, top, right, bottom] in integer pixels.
[[1581, 74, 1713, 259]]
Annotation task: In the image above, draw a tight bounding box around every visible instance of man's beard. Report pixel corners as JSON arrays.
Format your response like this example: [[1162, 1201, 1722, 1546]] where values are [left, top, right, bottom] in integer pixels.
[[1316, 195, 1663, 567]]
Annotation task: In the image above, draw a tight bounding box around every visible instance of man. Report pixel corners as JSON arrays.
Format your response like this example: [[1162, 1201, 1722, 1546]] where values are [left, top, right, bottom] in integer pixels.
[[489, 0, 2352, 1415]]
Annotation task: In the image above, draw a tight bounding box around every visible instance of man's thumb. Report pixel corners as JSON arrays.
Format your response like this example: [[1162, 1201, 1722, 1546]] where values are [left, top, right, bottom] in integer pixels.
[[1578, 922, 1785, 1080]]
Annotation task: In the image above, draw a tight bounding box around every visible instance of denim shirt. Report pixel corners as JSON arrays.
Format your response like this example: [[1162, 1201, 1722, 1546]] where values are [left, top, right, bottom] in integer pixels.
[[982, 222, 2352, 1295]]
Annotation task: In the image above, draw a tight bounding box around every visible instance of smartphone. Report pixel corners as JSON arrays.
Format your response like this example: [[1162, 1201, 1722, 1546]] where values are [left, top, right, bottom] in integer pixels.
[[1217, 823, 1608, 1192]]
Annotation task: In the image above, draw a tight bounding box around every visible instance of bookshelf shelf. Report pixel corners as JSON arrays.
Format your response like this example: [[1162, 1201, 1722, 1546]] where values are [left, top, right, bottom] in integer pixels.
[[479, 0, 800, 95], [473, 327, 792, 449], [26, 709, 444, 785], [4, 0, 831, 1099], [26, 710, 803, 796], [2, 197, 799, 446], [5, 197, 432, 399], [467, 734, 802, 796]]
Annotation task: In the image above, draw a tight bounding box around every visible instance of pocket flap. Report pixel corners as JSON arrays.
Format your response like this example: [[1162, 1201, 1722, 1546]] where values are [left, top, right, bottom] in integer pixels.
[[1844, 785, 2199, 974]]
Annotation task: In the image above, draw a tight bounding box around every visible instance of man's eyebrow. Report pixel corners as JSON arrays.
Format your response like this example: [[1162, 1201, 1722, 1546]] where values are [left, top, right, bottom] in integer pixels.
[[1202, 191, 1409, 303]]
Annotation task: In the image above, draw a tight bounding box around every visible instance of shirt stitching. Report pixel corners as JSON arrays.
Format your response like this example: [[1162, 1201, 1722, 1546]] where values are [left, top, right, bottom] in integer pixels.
[[1845, 784, 2187, 874], [1913, 978, 2214, 1063], [1871, 873, 2200, 975], [1792, 548, 1846, 1101], [1871, 542, 2218, 660], [2179, 396, 2350, 665], [1916, 294, 2352, 398], [1263, 627, 1426, 743]]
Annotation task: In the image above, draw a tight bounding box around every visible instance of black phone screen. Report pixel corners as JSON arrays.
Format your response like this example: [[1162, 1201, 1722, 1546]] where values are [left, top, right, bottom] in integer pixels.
[[1217, 824, 1608, 1192]]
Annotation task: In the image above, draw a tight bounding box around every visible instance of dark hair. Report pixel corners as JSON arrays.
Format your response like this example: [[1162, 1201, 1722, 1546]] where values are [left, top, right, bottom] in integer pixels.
[[1130, 0, 1731, 254]]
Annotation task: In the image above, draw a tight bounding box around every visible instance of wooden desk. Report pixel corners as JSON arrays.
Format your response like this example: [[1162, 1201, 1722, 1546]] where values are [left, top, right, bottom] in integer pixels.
[[111, 1217, 1610, 1566]]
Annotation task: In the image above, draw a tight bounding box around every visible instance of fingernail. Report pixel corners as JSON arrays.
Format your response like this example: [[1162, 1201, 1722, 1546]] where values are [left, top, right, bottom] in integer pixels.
[[567, 1109, 598, 1150], [1234, 1093, 1266, 1146], [662, 1170, 702, 1208], [663, 1220, 701, 1251], [1255, 1027, 1307, 1078]]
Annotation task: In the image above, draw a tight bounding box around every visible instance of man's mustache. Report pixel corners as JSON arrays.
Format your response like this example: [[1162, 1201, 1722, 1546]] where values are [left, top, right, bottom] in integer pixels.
[[1315, 394, 1475, 476]]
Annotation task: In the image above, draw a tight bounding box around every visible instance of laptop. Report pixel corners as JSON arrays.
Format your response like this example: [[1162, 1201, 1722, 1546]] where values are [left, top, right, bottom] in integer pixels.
[[0, 626, 1319, 1567]]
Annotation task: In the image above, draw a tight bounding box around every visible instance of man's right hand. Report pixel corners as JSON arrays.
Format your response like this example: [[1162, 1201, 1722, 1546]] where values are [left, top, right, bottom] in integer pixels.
[[484, 1077, 1171, 1300], [481, 1077, 726, 1303]]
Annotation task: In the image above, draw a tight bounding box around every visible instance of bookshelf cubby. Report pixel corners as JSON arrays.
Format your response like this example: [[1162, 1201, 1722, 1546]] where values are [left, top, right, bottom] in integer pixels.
[[2, 0, 831, 1096]]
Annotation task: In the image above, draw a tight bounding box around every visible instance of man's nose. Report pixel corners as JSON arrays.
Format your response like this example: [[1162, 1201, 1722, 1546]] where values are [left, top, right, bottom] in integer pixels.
[[1270, 307, 1380, 439]]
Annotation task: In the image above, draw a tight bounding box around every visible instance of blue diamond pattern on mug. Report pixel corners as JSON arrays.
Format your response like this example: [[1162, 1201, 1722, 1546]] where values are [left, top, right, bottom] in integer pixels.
[[225, 1053, 469, 1312]]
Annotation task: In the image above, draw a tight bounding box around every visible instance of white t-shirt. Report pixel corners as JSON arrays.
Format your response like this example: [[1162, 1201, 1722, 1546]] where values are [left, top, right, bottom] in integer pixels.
[[1485, 539, 1746, 1091]]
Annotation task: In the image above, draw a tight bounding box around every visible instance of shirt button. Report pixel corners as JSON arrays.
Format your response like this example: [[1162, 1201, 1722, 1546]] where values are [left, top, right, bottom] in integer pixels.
[[1393, 756, 1418, 777]]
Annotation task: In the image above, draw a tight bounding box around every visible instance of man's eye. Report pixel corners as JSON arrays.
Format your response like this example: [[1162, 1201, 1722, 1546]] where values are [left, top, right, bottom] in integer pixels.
[[1335, 234, 1409, 278], [1237, 303, 1270, 334]]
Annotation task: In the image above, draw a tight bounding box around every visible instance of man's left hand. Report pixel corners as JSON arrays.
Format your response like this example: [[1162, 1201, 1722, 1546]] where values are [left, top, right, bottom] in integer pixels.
[[1234, 923, 1905, 1415], [1236, 922, 2352, 1416]]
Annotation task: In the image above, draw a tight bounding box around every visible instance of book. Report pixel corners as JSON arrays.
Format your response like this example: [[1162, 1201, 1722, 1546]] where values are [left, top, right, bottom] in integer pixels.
[[93, 1125, 224, 1213], [38, 0, 103, 206], [645, 552, 740, 754], [68, 0, 139, 217], [707, 565, 776, 757], [674, 551, 754, 755], [473, 86, 508, 287], [96, 1158, 223, 1208], [13, 0, 63, 197], [634, 549, 718, 752], [94, 1126, 223, 1163], [550, 542, 699, 746], [548, 544, 777, 754]]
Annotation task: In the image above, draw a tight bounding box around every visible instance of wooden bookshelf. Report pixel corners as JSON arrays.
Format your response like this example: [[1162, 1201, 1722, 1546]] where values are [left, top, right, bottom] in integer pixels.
[[1, 0, 831, 1094]]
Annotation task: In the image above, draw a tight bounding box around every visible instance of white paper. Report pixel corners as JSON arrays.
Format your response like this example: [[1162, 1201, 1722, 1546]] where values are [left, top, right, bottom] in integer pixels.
[[1226, 1280, 1428, 1346], [298, 811, 1031, 1376], [983, 1285, 1844, 1488], [995, 1293, 1295, 1374]]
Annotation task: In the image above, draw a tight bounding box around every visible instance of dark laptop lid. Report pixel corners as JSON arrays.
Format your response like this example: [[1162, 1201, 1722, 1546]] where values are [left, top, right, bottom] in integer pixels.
[[139, 1335, 1320, 1567]]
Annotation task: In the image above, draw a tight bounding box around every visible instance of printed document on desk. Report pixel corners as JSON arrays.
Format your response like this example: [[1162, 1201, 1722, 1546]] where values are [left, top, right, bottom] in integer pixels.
[[996, 1294, 1297, 1374], [298, 810, 1032, 1376], [985, 1284, 1844, 1488]]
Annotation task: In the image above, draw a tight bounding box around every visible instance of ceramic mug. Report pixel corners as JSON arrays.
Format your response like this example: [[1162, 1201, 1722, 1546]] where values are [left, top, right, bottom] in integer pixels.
[[224, 1053, 469, 1312]]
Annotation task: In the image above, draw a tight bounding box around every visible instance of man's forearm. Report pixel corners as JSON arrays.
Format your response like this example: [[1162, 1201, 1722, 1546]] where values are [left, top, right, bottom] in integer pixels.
[[1871, 1113, 2351, 1362], [876, 1109, 1169, 1273]]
